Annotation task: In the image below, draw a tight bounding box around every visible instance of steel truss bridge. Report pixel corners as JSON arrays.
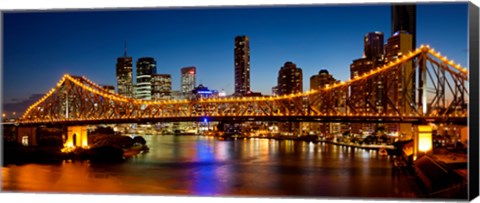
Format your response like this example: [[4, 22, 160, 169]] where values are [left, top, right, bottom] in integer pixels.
[[19, 46, 468, 126]]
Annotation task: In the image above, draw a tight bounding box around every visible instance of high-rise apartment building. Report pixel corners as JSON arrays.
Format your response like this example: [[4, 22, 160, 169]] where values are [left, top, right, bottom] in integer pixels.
[[392, 4, 416, 49], [136, 57, 157, 100], [151, 74, 172, 101], [234, 36, 250, 96], [309, 69, 346, 135], [277, 61, 302, 95], [116, 47, 134, 98], [181, 66, 196, 98], [277, 61, 302, 134], [310, 69, 336, 90]]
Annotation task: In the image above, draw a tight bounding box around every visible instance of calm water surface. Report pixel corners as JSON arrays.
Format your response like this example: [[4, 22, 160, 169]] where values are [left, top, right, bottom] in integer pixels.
[[2, 135, 418, 198]]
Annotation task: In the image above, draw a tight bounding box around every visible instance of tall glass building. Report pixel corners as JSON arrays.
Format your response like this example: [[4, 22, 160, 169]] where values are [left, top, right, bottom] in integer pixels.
[[136, 57, 157, 100], [234, 35, 250, 96], [391, 4, 416, 49], [364, 32, 384, 61], [116, 48, 134, 98], [181, 66, 196, 98]]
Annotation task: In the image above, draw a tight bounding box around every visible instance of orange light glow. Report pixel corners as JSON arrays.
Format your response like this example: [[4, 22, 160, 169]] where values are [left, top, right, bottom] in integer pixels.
[[418, 125, 432, 152]]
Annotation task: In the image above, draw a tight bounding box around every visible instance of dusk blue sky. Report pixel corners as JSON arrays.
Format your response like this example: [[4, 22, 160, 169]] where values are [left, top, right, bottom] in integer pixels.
[[3, 3, 468, 105]]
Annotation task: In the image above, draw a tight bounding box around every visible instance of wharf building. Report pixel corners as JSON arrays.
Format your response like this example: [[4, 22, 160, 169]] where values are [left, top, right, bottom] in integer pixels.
[[136, 57, 157, 100], [234, 35, 251, 96]]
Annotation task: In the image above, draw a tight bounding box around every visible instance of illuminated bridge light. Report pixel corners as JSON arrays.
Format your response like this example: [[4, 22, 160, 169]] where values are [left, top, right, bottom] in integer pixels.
[[18, 57, 467, 125]]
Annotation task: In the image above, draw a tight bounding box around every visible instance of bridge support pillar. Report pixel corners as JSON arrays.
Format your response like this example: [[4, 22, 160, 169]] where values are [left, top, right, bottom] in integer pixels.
[[17, 127, 37, 146], [413, 124, 433, 160], [65, 126, 88, 148]]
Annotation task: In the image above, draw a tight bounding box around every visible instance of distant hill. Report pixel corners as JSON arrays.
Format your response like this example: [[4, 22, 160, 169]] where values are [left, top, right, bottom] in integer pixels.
[[2, 94, 43, 118]]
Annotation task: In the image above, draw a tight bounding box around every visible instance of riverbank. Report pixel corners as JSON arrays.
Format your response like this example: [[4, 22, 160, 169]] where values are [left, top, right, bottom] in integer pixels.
[[206, 134, 395, 151], [322, 140, 395, 150], [123, 145, 149, 157], [2, 141, 149, 166]]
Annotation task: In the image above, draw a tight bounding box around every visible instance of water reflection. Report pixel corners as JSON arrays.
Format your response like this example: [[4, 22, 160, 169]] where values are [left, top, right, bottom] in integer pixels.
[[3, 135, 417, 198]]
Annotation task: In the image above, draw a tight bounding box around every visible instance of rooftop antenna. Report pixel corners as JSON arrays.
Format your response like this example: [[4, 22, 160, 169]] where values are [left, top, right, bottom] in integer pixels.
[[124, 40, 127, 57]]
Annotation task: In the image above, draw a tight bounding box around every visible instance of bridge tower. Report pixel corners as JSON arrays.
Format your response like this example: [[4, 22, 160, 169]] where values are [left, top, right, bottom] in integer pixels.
[[413, 124, 433, 160]]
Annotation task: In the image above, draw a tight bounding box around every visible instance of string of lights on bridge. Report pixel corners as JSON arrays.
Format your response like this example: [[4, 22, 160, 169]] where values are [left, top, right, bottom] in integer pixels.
[[22, 45, 469, 121]]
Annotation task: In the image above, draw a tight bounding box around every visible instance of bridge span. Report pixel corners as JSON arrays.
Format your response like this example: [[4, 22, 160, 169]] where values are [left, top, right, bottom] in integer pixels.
[[11, 45, 469, 155]]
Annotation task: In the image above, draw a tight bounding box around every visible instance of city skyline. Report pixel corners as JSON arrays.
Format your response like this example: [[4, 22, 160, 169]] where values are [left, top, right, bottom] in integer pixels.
[[1, 2, 474, 200], [3, 3, 468, 107]]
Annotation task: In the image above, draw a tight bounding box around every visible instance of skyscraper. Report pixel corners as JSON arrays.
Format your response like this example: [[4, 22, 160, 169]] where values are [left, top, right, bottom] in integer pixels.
[[385, 31, 414, 135], [392, 4, 416, 49], [363, 32, 386, 116], [348, 32, 386, 134], [364, 32, 384, 62], [181, 66, 196, 98], [391, 4, 416, 122], [385, 31, 414, 110], [151, 74, 172, 101], [136, 57, 157, 100], [350, 58, 375, 134], [234, 35, 250, 96], [116, 45, 134, 98], [277, 61, 303, 95]]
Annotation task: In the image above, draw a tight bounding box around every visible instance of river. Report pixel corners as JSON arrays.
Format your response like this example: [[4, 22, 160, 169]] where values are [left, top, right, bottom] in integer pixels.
[[2, 135, 419, 199]]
